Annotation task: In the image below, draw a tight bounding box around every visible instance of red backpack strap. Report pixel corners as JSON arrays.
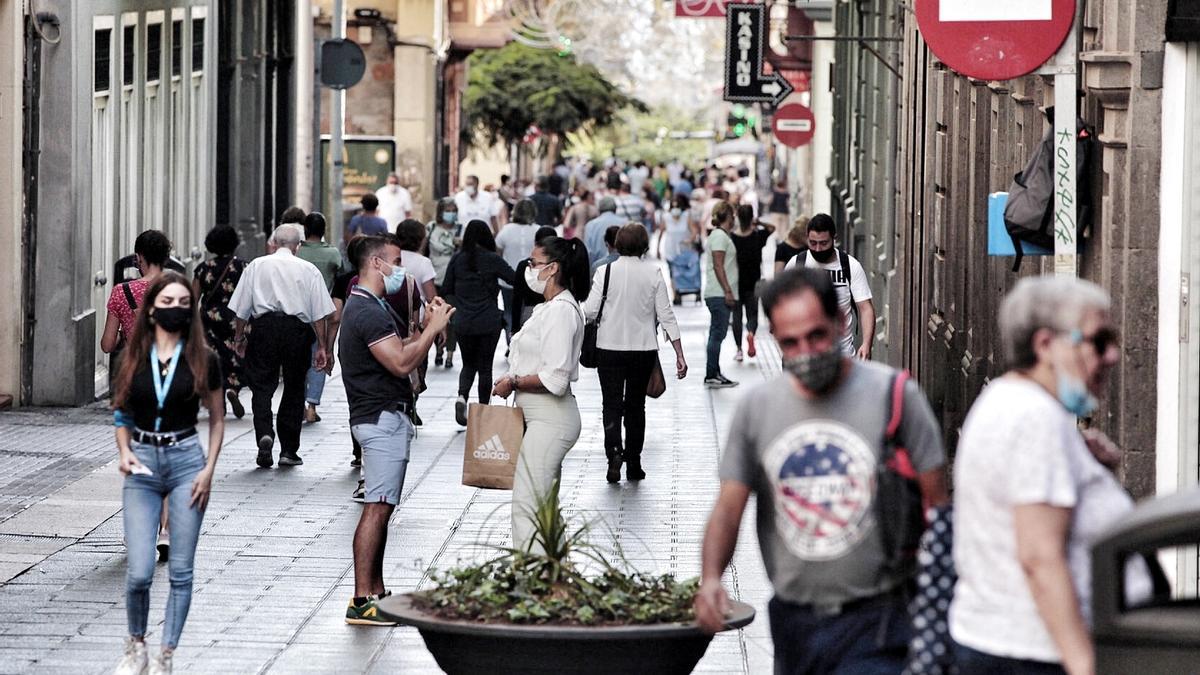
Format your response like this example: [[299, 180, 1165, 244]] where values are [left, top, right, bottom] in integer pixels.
[[885, 370, 910, 441]]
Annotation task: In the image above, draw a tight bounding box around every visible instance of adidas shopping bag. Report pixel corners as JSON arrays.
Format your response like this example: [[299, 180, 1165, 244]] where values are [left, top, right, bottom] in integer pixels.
[[462, 403, 524, 490]]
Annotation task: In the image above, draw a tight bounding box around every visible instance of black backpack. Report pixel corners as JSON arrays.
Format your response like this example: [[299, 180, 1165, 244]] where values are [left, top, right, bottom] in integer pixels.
[[1003, 112, 1097, 272], [876, 370, 925, 580]]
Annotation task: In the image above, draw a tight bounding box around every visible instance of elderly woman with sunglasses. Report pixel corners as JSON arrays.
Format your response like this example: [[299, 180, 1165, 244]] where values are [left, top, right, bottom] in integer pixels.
[[950, 277, 1150, 675]]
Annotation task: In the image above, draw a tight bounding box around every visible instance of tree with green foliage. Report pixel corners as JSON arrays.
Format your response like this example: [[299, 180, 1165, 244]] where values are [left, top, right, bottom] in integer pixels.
[[461, 42, 645, 151]]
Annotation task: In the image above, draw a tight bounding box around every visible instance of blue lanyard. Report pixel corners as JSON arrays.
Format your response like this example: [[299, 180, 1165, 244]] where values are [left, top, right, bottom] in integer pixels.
[[150, 342, 183, 432]]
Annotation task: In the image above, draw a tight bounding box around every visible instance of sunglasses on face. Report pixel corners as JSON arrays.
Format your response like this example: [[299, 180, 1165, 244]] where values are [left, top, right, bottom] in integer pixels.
[[1071, 328, 1120, 353]]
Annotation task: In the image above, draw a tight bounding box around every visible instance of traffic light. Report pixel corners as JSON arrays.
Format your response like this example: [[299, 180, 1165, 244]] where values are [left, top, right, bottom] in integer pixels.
[[726, 104, 758, 139]]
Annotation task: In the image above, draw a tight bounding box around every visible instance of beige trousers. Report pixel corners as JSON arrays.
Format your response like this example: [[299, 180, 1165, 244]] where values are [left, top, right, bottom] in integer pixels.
[[511, 391, 582, 552]]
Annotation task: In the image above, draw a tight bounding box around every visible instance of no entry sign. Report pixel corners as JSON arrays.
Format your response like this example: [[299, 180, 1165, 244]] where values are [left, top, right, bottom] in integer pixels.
[[773, 103, 815, 148], [914, 0, 1075, 81]]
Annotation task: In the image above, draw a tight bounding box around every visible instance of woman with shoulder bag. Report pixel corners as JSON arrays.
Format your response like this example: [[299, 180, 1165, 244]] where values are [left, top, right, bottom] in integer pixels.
[[111, 271, 224, 675], [583, 223, 687, 483], [492, 237, 590, 551]]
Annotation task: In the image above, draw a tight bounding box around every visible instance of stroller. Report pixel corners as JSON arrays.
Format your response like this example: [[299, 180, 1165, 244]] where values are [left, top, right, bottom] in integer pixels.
[[666, 248, 702, 305]]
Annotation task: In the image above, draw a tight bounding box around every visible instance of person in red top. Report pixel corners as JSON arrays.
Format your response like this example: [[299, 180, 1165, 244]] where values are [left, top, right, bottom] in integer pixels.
[[102, 230, 174, 354]]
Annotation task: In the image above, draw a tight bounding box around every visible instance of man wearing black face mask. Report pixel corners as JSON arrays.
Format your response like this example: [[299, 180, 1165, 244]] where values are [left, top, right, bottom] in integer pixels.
[[785, 214, 876, 360], [695, 268, 948, 674]]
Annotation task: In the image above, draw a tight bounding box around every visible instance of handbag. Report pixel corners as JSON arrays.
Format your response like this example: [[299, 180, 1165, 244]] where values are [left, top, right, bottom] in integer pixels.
[[462, 402, 524, 490], [579, 263, 611, 368], [646, 357, 666, 399]]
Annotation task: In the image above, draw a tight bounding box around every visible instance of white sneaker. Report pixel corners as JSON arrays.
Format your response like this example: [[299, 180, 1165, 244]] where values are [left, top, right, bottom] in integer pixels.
[[148, 651, 173, 675], [734, 350, 744, 362], [113, 637, 148, 675]]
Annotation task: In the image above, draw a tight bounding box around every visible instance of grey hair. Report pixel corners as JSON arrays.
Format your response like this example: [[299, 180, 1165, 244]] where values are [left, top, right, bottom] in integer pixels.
[[270, 224, 303, 249], [999, 276, 1111, 369]]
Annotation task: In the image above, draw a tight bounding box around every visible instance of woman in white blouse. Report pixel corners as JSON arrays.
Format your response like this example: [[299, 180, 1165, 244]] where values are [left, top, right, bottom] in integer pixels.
[[583, 223, 687, 483], [492, 236, 592, 551]]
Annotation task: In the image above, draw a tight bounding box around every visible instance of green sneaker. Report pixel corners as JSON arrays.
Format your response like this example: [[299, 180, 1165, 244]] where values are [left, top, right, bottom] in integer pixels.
[[345, 595, 397, 626]]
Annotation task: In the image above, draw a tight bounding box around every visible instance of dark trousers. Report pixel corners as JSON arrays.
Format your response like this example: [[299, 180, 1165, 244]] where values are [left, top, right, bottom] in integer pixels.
[[705, 297, 732, 379], [731, 279, 760, 347], [953, 643, 1066, 675], [767, 594, 910, 675], [500, 287, 515, 342], [457, 330, 502, 402], [244, 314, 314, 455], [596, 349, 657, 461], [434, 286, 457, 358]]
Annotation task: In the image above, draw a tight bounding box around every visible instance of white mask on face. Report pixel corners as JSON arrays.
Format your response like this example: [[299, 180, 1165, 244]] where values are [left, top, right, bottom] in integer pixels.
[[466, 186, 478, 197], [525, 264, 549, 294]]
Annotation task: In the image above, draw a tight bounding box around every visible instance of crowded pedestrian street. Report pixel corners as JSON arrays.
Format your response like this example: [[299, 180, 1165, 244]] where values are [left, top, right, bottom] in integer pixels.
[[3, 1, 1200, 673], [0, 294, 776, 673]]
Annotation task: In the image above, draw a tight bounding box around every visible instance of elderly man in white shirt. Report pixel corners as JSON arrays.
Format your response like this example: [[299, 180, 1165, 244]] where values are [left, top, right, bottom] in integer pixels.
[[230, 224, 336, 469], [376, 173, 413, 229], [454, 175, 497, 233], [582, 223, 687, 483]]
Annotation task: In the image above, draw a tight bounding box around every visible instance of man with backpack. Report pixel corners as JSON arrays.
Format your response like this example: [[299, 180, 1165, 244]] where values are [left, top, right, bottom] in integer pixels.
[[785, 214, 876, 359], [694, 268, 948, 674]]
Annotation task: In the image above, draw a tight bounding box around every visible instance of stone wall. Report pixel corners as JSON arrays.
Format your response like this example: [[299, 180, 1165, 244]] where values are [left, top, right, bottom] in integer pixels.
[[830, 0, 1168, 497]]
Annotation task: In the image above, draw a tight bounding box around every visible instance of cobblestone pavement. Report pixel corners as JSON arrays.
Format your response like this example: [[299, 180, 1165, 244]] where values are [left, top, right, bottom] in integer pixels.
[[0, 300, 780, 674]]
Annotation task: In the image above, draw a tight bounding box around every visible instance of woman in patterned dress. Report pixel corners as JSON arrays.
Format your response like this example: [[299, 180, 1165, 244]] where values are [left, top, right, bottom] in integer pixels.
[[192, 225, 247, 418]]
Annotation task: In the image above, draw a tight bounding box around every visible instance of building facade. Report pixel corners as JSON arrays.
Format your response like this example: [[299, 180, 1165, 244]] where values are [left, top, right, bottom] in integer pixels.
[[827, 0, 1197, 586], [12, 0, 299, 406]]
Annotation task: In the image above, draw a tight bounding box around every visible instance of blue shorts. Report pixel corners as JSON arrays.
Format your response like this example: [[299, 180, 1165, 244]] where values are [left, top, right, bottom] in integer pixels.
[[351, 411, 414, 505]]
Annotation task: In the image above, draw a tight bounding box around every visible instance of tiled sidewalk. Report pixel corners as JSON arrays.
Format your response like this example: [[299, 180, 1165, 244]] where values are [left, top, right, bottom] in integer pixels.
[[0, 300, 778, 674]]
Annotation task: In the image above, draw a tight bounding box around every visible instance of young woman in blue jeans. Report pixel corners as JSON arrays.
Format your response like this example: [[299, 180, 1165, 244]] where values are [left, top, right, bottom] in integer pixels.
[[111, 271, 225, 675]]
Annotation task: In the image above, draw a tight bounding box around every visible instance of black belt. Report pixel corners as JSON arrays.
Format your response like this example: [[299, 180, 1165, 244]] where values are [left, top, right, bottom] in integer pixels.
[[252, 311, 301, 320], [382, 401, 414, 416], [132, 427, 198, 446]]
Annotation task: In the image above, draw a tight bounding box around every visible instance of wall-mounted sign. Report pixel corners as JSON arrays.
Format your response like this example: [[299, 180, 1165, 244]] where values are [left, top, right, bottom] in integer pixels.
[[723, 3, 793, 106]]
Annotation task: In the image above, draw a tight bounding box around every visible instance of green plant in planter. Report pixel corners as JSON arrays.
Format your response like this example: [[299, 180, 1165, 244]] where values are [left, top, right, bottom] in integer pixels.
[[411, 481, 698, 626]]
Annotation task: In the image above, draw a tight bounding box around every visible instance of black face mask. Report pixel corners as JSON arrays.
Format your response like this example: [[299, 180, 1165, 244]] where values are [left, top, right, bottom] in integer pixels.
[[152, 306, 193, 334], [810, 247, 836, 263]]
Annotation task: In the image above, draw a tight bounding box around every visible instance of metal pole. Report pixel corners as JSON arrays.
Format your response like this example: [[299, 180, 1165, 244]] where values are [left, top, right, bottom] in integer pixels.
[[329, 0, 345, 246], [1052, 3, 1079, 278], [294, 0, 313, 211]]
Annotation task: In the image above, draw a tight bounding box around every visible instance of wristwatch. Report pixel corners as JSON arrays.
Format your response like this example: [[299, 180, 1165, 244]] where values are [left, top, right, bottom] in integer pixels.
[[510, 375, 520, 392]]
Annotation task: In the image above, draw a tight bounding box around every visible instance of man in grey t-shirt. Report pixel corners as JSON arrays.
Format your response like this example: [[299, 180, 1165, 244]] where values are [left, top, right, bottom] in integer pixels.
[[695, 268, 949, 674]]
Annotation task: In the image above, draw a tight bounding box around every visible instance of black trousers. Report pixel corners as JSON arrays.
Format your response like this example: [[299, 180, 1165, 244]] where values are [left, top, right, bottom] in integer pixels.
[[244, 314, 314, 454], [596, 349, 657, 461], [457, 330, 502, 402], [731, 277, 760, 348]]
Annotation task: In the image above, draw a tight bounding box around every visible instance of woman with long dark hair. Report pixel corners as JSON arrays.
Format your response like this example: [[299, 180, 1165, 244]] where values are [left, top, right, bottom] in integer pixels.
[[729, 203, 775, 362], [192, 225, 247, 419], [491, 237, 591, 551], [441, 220, 516, 426], [111, 271, 224, 675]]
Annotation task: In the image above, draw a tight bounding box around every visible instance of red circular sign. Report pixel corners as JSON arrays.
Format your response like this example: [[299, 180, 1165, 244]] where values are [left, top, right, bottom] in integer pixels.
[[773, 103, 815, 148], [914, 0, 1075, 81]]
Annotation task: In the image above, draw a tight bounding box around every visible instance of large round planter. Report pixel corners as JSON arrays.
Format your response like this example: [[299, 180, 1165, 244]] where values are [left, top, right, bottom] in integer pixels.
[[376, 593, 755, 675]]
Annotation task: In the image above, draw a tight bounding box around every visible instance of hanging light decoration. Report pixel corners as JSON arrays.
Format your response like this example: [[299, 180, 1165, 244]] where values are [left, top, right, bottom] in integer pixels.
[[505, 0, 584, 52]]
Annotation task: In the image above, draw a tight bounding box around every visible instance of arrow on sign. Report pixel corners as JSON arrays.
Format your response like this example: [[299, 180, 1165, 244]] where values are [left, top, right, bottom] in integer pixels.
[[759, 75, 794, 105], [724, 3, 794, 106]]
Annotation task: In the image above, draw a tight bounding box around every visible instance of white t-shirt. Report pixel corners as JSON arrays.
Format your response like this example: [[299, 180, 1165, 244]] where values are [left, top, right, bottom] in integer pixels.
[[785, 251, 872, 355], [400, 251, 436, 301], [454, 190, 496, 226], [376, 185, 413, 228], [950, 377, 1151, 663], [494, 222, 539, 271]]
